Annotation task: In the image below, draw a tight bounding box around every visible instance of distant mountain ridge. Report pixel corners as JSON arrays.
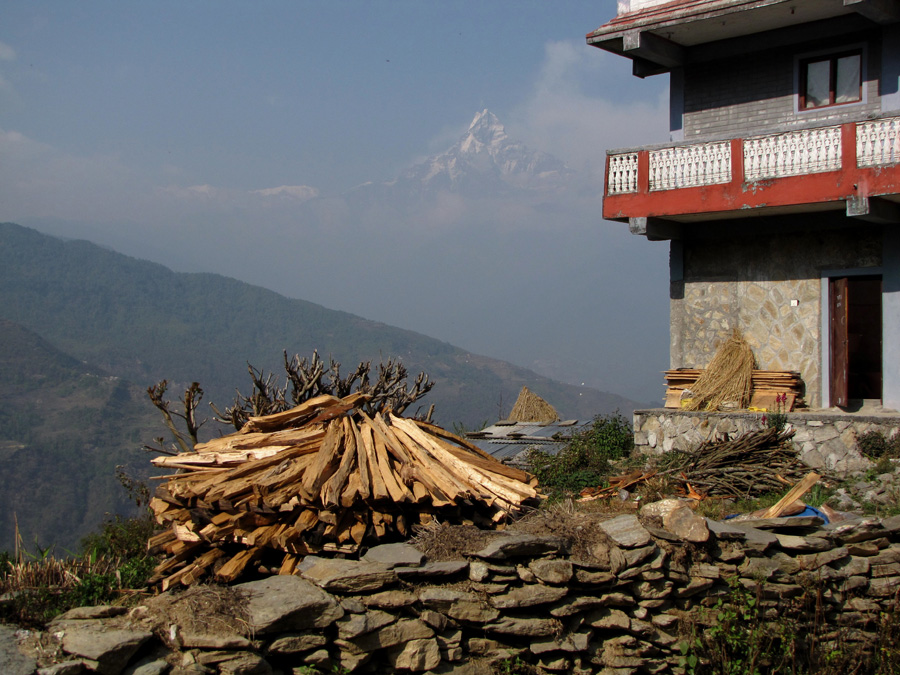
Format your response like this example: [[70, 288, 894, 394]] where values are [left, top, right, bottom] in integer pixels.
[[0, 222, 640, 428]]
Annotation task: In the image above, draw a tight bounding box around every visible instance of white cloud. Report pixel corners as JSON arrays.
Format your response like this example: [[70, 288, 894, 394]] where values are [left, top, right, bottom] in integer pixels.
[[511, 39, 669, 183], [251, 185, 319, 201], [0, 41, 16, 61]]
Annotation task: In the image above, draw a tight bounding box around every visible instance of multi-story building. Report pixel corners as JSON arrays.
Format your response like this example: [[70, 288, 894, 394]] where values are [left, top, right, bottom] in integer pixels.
[[589, 0, 900, 416]]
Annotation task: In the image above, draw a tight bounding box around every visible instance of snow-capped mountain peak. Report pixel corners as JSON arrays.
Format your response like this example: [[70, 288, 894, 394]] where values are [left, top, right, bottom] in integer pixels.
[[458, 109, 509, 156], [398, 109, 572, 194]]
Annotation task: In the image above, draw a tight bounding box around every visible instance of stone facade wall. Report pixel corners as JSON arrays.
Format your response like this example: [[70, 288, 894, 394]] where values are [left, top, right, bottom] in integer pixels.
[[671, 227, 883, 408], [632, 408, 900, 475], [18, 512, 900, 675], [683, 30, 882, 139]]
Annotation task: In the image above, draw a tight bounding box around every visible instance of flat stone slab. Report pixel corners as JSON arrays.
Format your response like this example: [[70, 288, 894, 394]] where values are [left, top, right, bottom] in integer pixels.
[[362, 543, 425, 568], [299, 558, 398, 593], [472, 533, 569, 559], [722, 523, 779, 552], [773, 533, 833, 552], [59, 621, 152, 675], [0, 625, 36, 675], [180, 632, 253, 649], [265, 632, 329, 655], [706, 518, 748, 540], [599, 515, 652, 548], [53, 606, 129, 622], [489, 584, 568, 609], [824, 517, 886, 543], [347, 618, 434, 652], [395, 561, 469, 580], [236, 574, 344, 633], [418, 588, 500, 623], [483, 617, 559, 637], [735, 516, 825, 530]]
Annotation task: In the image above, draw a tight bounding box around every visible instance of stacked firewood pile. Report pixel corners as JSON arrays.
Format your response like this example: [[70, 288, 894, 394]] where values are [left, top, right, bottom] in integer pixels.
[[665, 427, 814, 499], [664, 369, 805, 410], [147, 393, 542, 589]]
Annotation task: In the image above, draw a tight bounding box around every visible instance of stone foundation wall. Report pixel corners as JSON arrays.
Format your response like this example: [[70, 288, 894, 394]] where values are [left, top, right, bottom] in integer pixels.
[[15, 510, 900, 675], [633, 409, 900, 475]]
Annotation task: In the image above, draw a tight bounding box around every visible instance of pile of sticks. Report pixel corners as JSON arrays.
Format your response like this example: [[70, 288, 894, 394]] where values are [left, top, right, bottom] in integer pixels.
[[666, 427, 811, 499], [147, 393, 542, 589]]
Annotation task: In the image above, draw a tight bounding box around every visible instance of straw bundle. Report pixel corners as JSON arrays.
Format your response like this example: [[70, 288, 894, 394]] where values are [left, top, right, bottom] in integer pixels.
[[508, 386, 560, 423], [684, 329, 756, 411]]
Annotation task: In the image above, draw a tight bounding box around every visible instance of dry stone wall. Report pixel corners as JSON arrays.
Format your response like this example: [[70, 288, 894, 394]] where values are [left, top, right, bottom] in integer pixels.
[[12, 508, 900, 675], [632, 409, 898, 475]]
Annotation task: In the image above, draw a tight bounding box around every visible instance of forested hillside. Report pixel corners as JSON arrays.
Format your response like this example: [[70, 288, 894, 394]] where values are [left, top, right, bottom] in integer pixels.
[[0, 222, 642, 426], [0, 319, 158, 553]]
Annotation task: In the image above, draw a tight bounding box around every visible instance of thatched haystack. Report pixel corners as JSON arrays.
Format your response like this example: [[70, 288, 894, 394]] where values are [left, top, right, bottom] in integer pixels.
[[507, 386, 560, 423]]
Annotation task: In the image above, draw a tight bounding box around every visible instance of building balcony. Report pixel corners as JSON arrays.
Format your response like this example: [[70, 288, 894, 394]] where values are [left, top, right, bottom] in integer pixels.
[[604, 116, 900, 237]]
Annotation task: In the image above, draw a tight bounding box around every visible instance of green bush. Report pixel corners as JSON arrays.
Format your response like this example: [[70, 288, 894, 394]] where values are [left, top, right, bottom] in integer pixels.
[[527, 413, 633, 498], [859, 430, 900, 460]]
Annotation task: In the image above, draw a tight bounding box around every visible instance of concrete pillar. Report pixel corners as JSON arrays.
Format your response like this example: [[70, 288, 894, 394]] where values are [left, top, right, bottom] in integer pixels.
[[883, 229, 900, 410]]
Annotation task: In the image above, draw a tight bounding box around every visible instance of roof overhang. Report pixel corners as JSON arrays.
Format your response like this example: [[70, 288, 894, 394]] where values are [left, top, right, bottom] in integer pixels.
[[587, 0, 900, 77]]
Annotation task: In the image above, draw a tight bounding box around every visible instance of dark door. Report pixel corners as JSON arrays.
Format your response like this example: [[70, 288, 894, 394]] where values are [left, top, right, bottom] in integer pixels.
[[830, 277, 849, 407], [830, 275, 882, 407]]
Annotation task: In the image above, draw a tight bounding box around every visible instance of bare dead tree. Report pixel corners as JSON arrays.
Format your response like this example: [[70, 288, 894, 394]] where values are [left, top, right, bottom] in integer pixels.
[[209, 364, 287, 430], [284, 350, 326, 404], [151, 352, 436, 440], [144, 380, 205, 455]]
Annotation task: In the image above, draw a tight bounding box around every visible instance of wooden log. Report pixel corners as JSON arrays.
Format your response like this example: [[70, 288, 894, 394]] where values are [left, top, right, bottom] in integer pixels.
[[340, 473, 362, 508], [321, 417, 359, 507], [293, 509, 319, 533], [301, 420, 345, 497], [349, 418, 372, 501], [241, 394, 342, 433], [393, 416, 529, 506], [216, 547, 264, 582], [760, 472, 821, 518], [278, 554, 298, 576], [388, 422, 471, 502]]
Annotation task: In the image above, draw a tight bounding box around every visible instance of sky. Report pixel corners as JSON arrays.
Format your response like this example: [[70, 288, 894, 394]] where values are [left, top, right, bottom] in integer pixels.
[[0, 1, 673, 405]]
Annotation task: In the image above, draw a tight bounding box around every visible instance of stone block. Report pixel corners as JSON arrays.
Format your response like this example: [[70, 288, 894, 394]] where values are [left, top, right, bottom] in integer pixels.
[[600, 515, 652, 548]]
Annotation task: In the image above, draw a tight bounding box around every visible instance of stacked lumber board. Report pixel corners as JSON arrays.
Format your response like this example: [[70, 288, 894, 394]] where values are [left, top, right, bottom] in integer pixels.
[[147, 393, 542, 589], [663, 369, 805, 411]]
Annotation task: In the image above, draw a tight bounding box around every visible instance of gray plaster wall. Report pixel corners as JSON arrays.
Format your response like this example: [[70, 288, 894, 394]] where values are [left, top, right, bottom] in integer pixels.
[[683, 30, 882, 139], [670, 227, 883, 408]]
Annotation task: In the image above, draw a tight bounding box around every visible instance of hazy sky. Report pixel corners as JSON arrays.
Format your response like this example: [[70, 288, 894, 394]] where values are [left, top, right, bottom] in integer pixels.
[[1, 2, 673, 404]]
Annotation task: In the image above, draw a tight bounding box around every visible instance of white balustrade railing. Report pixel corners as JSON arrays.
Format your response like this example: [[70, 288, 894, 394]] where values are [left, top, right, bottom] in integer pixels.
[[743, 126, 842, 181], [607, 153, 639, 194], [648, 142, 731, 191], [857, 116, 900, 167]]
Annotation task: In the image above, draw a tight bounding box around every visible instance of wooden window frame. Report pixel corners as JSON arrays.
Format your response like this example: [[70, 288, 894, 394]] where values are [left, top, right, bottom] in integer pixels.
[[799, 49, 863, 110]]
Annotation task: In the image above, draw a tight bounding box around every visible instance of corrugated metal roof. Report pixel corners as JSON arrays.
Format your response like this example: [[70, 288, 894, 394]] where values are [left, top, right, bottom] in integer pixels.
[[465, 419, 593, 466]]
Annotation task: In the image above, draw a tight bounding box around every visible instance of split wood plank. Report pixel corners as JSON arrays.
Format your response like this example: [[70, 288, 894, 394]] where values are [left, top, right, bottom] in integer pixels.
[[760, 472, 821, 519]]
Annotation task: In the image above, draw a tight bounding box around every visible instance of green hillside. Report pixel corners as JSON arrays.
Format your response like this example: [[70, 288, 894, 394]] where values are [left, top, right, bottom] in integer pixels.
[[0, 222, 641, 427], [0, 319, 159, 553]]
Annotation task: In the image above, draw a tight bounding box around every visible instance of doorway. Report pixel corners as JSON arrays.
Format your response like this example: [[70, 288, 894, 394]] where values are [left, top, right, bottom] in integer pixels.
[[829, 274, 882, 407]]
